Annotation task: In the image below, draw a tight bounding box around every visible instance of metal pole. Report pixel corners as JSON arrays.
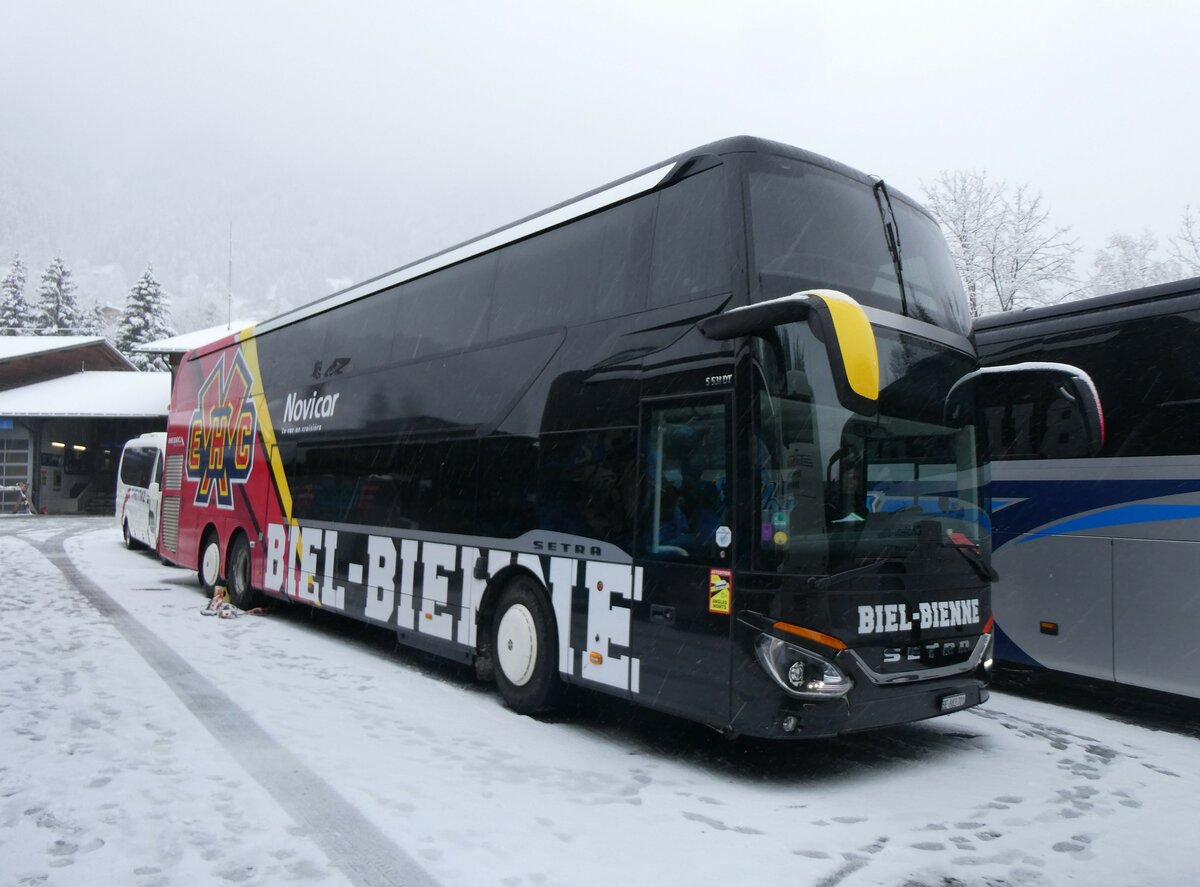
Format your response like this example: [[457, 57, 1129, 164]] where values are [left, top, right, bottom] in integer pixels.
[[227, 220, 233, 329]]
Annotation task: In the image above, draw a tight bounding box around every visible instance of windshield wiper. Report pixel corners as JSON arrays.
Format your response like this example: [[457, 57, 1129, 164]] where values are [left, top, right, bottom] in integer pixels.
[[808, 556, 906, 590], [871, 177, 909, 317], [947, 539, 1000, 582]]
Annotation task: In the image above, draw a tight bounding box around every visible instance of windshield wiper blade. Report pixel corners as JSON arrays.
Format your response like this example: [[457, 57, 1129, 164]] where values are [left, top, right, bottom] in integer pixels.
[[948, 541, 1000, 582], [871, 177, 909, 317], [808, 557, 905, 590]]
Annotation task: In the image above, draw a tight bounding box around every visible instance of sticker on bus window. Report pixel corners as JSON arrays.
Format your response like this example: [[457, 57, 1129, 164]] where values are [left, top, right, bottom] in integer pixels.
[[709, 569, 732, 615], [715, 525, 732, 548]]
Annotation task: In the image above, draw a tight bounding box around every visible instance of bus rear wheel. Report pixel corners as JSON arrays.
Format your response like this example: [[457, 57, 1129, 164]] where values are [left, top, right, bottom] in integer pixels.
[[491, 577, 563, 715], [198, 531, 221, 598], [226, 533, 261, 610]]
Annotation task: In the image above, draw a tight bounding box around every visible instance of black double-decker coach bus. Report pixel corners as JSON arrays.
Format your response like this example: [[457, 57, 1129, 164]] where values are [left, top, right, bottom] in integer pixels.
[[162, 136, 1101, 738]]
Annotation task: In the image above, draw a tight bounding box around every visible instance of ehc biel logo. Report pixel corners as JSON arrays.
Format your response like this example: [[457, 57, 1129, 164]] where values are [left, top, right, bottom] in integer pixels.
[[186, 351, 258, 509]]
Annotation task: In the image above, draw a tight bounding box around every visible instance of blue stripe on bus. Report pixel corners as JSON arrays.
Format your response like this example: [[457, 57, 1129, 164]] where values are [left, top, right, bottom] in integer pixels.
[[1014, 503, 1200, 544], [989, 477, 1200, 549]]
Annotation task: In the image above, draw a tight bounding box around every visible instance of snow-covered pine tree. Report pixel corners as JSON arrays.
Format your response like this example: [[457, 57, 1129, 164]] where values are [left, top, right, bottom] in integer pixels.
[[116, 265, 175, 370], [32, 256, 85, 335], [0, 254, 31, 335]]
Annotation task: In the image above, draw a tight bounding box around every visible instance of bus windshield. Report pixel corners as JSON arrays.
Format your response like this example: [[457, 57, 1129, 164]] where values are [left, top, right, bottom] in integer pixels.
[[748, 155, 971, 337], [754, 326, 988, 576]]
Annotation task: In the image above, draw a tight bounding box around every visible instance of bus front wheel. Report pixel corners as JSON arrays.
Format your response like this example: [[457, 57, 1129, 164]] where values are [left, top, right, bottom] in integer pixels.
[[492, 577, 562, 715], [198, 531, 221, 598]]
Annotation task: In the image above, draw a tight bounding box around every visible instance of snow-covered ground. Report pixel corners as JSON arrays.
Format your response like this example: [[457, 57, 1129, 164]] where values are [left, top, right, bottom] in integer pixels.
[[2, 517, 1198, 887]]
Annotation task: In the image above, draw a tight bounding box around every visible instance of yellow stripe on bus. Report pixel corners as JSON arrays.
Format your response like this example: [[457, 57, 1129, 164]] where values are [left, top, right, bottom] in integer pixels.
[[236, 328, 295, 526]]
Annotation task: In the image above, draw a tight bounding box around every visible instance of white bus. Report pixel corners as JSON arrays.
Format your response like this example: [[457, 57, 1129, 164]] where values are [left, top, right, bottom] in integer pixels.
[[116, 431, 166, 551]]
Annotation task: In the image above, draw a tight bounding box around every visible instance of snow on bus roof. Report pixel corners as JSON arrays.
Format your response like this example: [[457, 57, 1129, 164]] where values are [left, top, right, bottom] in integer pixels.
[[0, 371, 171, 417], [135, 321, 255, 355]]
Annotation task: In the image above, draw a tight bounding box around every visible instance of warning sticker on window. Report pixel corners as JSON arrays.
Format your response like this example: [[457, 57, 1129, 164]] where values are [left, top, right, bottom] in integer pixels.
[[709, 569, 732, 615]]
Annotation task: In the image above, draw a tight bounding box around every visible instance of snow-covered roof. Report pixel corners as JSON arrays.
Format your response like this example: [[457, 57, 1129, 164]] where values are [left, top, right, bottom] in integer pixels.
[[135, 321, 255, 355], [0, 336, 115, 362], [0, 371, 170, 417]]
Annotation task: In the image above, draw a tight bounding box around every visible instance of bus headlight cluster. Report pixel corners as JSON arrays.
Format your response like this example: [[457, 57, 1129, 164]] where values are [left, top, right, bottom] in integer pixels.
[[755, 634, 852, 698]]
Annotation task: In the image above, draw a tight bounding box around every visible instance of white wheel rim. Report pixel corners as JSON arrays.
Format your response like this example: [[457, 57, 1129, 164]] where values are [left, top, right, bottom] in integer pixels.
[[496, 603, 537, 687], [201, 542, 220, 586]]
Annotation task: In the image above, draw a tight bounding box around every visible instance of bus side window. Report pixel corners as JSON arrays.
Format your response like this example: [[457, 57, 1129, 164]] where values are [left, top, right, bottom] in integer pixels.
[[593, 197, 654, 320], [538, 429, 637, 551], [649, 168, 731, 308], [392, 254, 496, 363]]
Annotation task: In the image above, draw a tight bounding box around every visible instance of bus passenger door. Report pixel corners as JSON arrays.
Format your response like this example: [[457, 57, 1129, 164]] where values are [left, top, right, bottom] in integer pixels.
[[632, 396, 733, 726]]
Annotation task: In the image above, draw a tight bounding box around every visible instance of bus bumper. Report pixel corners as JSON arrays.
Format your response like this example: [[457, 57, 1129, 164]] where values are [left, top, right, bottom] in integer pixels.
[[729, 658, 990, 739]]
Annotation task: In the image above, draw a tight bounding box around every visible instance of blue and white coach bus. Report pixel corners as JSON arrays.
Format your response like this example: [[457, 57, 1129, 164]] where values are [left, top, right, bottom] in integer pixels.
[[974, 276, 1200, 699]]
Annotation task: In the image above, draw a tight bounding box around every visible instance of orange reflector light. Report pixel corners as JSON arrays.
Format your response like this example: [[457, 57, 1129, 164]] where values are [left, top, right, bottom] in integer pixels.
[[1040, 621, 1059, 635], [589, 651, 604, 664], [773, 621, 847, 651], [982, 614, 995, 634]]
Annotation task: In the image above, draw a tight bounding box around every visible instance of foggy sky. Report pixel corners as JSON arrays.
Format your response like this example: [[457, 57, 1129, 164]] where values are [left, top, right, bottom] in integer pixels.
[[2, 0, 1197, 327]]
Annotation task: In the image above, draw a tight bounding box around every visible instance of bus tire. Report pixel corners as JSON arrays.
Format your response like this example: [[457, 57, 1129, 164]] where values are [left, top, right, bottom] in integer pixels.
[[198, 530, 221, 598], [491, 576, 562, 715], [226, 533, 261, 610]]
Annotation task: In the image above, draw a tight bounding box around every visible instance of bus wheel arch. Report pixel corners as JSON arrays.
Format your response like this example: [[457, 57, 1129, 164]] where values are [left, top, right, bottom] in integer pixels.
[[485, 571, 563, 714], [198, 525, 222, 597], [225, 529, 261, 610]]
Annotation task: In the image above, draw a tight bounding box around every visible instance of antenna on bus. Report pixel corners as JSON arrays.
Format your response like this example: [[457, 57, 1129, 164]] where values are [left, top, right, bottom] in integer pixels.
[[227, 220, 233, 330]]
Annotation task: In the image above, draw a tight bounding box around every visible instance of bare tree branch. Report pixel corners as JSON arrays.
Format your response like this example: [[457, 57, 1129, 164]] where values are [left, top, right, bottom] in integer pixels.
[[922, 172, 1079, 316], [1167, 205, 1200, 276]]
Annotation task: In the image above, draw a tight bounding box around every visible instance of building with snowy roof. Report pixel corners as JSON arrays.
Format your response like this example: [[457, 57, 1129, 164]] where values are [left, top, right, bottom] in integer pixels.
[[135, 321, 254, 374], [0, 336, 169, 514]]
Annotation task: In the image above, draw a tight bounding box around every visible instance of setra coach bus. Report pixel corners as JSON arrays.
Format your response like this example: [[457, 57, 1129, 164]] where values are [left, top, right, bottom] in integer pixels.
[[158, 136, 1101, 738], [975, 276, 1200, 699]]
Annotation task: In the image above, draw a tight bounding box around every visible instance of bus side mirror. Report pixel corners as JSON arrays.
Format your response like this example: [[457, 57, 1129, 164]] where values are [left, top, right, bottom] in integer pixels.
[[699, 289, 879, 416], [946, 362, 1105, 459]]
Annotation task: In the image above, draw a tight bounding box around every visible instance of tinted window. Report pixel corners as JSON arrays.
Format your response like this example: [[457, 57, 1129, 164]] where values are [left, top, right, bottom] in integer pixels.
[[393, 254, 496, 362], [748, 157, 971, 337], [490, 225, 591, 340], [489, 199, 656, 341], [288, 438, 478, 533], [538, 428, 638, 550], [288, 442, 399, 526], [649, 168, 731, 308], [984, 309, 1200, 459], [477, 436, 538, 538], [592, 198, 654, 319], [120, 447, 155, 488], [321, 289, 399, 376], [391, 440, 478, 533]]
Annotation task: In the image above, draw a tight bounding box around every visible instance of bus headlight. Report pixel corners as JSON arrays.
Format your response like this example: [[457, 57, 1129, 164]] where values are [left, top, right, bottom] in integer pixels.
[[755, 634, 853, 698]]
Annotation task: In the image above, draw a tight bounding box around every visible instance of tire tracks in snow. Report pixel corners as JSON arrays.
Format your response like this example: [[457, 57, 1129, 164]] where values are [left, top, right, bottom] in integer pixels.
[[36, 532, 440, 887]]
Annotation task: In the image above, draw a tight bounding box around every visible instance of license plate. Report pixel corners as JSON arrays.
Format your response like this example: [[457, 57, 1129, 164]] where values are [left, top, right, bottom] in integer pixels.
[[940, 692, 968, 712]]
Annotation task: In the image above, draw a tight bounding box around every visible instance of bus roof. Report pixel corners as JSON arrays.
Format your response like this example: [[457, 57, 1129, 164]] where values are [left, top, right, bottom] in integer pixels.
[[220, 136, 915, 352], [974, 275, 1200, 339]]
